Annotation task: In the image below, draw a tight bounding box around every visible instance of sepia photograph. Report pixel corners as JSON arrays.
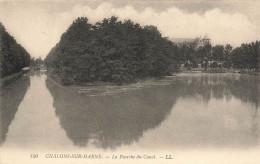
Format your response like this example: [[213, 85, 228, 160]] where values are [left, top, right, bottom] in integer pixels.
[[0, 0, 260, 163]]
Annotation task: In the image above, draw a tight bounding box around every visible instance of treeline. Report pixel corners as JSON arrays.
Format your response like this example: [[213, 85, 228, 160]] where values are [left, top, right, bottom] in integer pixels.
[[178, 40, 260, 70], [45, 16, 259, 85], [30, 57, 44, 66], [45, 17, 180, 85], [0, 23, 31, 78]]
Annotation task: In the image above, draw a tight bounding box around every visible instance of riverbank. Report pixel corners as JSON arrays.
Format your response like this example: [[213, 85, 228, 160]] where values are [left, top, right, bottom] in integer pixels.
[[0, 70, 30, 88], [47, 73, 179, 97], [46, 68, 178, 87], [181, 67, 260, 75], [47, 70, 260, 99], [47, 69, 260, 91]]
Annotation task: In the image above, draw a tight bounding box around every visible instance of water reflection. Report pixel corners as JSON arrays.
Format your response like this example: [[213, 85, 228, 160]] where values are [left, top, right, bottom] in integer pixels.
[[47, 73, 260, 149], [0, 76, 30, 145], [172, 74, 260, 147], [46, 79, 181, 149], [177, 74, 260, 105]]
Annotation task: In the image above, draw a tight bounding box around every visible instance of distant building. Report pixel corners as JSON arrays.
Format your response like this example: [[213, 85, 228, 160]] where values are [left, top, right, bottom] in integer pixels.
[[169, 35, 210, 50]]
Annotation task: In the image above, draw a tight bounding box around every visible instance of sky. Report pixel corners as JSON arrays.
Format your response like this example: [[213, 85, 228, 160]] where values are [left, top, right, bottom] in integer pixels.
[[0, 0, 260, 58]]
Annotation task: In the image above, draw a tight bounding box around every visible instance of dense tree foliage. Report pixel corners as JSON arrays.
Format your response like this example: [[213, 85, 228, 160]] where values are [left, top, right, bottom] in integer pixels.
[[177, 39, 259, 71], [0, 23, 31, 78], [212, 45, 224, 62], [230, 41, 260, 70], [45, 17, 180, 85]]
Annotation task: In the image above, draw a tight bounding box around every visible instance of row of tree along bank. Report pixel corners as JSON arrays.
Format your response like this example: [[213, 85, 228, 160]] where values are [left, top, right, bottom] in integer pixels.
[[45, 17, 180, 85], [0, 23, 31, 78], [178, 41, 260, 72]]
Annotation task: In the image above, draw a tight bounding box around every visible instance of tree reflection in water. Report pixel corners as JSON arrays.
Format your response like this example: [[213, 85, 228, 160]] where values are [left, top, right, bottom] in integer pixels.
[[176, 74, 259, 146], [46, 79, 181, 149], [178, 74, 259, 105], [0, 76, 30, 145], [46, 73, 260, 149]]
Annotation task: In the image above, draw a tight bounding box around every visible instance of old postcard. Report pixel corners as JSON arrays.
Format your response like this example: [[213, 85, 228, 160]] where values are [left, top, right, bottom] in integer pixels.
[[0, 0, 260, 163]]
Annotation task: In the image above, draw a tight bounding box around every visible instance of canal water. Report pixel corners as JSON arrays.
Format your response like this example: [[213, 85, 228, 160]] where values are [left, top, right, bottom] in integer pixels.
[[0, 72, 260, 163]]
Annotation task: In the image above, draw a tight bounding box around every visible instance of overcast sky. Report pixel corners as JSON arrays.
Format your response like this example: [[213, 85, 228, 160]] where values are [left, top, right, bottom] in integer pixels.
[[0, 0, 260, 58]]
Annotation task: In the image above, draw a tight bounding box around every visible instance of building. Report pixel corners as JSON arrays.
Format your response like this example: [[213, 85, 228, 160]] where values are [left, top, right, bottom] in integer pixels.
[[169, 35, 210, 50]]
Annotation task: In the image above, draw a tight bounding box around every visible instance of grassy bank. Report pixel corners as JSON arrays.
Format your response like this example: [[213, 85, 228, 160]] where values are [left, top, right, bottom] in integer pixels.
[[46, 68, 173, 87]]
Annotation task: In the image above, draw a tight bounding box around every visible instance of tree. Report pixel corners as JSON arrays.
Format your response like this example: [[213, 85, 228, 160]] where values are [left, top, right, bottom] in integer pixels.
[[212, 45, 224, 61], [45, 16, 180, 85], [195, 43, 212, 71], [0, 22, 30, 77], [224, 44, 232, 61], [230, 41, 259, 70]]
